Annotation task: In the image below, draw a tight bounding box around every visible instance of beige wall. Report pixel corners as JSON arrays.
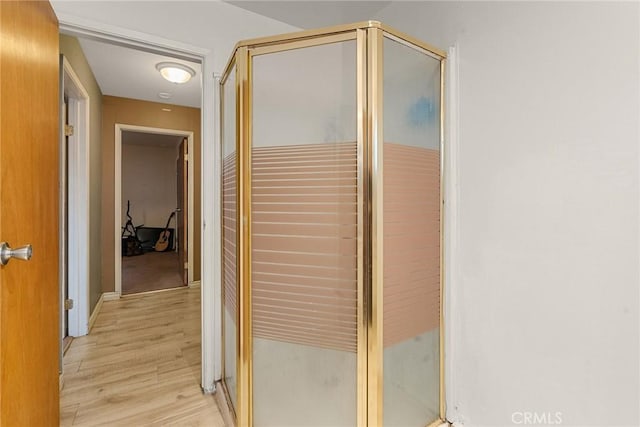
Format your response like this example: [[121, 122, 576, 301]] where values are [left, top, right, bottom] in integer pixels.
[[59, 34, 103, 314], [102, 96, 201, 292]]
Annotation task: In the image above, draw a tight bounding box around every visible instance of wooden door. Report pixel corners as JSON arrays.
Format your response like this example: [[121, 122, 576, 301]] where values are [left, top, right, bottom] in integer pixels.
[[177, 138, 188, 285], [0, 1, 60, 425]]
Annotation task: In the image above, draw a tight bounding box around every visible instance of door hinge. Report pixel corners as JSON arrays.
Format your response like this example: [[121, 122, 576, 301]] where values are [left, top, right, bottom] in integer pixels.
[[184, 153, 188, 162], [184, 262, 188, 269], [64, 299, 74, 310], [64, 124, 74, 137]]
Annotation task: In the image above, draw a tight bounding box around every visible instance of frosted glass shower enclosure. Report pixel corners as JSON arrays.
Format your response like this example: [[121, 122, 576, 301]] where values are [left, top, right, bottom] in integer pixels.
[[220, 21, 445, 427]]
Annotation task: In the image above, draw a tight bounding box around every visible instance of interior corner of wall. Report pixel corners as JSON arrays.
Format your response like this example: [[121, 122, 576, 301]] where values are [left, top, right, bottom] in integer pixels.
[[446, 406, 467, 427]]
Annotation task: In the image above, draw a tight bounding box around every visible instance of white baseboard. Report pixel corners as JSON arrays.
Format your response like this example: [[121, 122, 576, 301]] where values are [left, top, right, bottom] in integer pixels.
[[202, 382, 216, 394], [88, 291, 118, 332], [88, 293, 105, 332], [102, 292, 120, 301], [188, 280, 201, 289]]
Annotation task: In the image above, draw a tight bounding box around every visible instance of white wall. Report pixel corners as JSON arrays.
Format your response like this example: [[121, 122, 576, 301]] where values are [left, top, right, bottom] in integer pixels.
[[375, 2, 639, 426], [122, 143, 178, 229], [51, 1, 300, 73]]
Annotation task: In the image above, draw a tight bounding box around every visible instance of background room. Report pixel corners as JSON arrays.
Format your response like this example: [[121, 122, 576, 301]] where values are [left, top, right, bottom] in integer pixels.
[[120, 130, 188, 295]]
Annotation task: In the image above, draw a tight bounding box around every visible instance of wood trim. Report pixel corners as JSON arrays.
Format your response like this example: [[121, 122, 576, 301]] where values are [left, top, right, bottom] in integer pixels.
[[88, 293, 105, 332], [102, 292, 120, 302]]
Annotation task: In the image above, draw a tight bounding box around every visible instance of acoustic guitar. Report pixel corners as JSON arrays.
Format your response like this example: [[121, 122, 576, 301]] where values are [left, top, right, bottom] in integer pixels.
[[155, 211, 176, 252]]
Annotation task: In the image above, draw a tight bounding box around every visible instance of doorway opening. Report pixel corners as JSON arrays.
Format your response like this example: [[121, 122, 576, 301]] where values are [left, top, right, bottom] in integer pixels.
[[57, 17, 216, 392], [116, 125, 195, 296]]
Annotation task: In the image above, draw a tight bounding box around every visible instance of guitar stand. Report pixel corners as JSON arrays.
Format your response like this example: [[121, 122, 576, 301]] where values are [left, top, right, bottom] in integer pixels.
[[121, 200, 144, 257]]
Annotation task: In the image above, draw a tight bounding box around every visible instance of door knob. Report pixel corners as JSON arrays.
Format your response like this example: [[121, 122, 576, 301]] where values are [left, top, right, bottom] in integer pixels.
[[0, 242, 33, 266]]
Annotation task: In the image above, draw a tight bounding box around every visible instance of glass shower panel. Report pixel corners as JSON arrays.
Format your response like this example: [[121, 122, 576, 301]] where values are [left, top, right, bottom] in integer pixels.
[[251, 40, 358, 426], [382, 37, 441, 426], [222, 66, 238, 410]]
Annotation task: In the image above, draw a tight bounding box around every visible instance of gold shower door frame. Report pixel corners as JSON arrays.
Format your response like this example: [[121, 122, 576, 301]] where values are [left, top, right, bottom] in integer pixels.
[[219, 21, 447, 427]]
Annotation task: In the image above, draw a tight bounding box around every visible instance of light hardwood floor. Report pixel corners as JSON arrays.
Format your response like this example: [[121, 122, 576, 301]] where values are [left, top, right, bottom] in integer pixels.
[[121, 252, 184, 295], [60, 287, 226, 426]]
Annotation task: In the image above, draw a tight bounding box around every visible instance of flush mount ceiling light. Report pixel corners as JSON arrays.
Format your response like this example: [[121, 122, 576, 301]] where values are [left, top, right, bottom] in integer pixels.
[[156, 62, 195, 84]]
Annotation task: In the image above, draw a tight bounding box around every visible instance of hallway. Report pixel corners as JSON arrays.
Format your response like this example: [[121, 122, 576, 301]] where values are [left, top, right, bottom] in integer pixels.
[[60, 288, 225, 426]]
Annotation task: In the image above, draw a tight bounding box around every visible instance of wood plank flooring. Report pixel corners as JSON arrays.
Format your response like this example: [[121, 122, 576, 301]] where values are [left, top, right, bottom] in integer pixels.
[[60, 287, 226, 426], [122, 251, 185, 295]]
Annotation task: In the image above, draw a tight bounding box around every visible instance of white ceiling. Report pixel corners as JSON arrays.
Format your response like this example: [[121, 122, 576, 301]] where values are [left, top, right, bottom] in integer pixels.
[[78, 38, 202, 108], [63, 1, 390, 110], [225, 1, 391, 29]]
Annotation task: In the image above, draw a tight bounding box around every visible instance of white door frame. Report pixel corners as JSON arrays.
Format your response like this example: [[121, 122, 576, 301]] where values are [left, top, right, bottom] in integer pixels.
[[62, 57, 91, 338], [115, 124, 195, 294], [57, 15, 220, 393]]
